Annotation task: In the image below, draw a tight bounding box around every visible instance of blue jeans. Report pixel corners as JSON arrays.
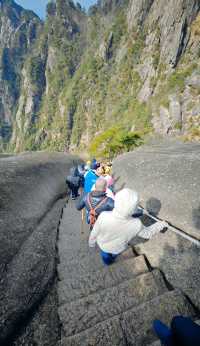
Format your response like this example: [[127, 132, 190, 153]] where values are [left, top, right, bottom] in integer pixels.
[[100, 250, 118, 265]]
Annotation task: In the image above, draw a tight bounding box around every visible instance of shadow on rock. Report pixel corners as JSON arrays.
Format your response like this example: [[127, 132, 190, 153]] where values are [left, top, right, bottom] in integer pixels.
[[146, 197, 162, 217], [192, 205, 200, 231]]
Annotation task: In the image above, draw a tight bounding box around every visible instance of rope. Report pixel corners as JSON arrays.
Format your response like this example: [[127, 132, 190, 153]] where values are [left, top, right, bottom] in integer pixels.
[[139, 206, 200, 248]]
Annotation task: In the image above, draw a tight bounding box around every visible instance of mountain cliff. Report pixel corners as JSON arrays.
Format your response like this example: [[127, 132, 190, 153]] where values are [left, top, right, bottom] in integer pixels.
[[0, 0, 42, 148], [0, 0, 200, 154]]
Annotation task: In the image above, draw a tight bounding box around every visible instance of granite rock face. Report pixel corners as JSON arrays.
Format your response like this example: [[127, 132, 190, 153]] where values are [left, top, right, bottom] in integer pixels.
[[0, 152, 80, 344], [113, 140, 200, 239], [0, 0, 41, 147], [128, 0, 199, 66], [135, 230, 200, 310]]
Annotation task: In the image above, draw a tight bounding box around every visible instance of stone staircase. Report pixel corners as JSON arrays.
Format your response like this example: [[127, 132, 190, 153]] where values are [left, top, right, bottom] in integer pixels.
[[57, 200, 197, 346]]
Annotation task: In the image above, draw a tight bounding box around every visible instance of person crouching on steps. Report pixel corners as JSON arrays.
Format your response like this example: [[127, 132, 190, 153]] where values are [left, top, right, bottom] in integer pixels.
[[89, 188, 167, 265], [76, 178, 114, 229]]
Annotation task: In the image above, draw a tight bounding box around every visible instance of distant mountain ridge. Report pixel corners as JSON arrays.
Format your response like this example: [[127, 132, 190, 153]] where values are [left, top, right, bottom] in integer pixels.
[[0, 0, 199, 153]]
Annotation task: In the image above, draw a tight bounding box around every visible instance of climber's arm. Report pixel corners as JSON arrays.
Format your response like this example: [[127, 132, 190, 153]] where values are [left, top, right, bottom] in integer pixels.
[[138, 221, 168, 239]]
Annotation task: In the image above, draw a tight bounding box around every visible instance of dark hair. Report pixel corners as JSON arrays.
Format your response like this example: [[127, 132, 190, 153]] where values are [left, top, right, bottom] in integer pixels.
[[91, 162, 100, 170]]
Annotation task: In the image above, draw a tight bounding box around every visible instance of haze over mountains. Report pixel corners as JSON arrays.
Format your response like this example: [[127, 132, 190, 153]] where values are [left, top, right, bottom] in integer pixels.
[[0, 0, 200, 154]]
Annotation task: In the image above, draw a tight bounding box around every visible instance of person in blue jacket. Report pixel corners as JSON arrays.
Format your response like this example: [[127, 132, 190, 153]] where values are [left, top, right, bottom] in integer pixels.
[[84, 162, 101, 193]]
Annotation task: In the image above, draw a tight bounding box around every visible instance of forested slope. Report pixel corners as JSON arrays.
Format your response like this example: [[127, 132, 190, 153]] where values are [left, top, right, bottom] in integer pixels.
[[0, 0, 199, 154]]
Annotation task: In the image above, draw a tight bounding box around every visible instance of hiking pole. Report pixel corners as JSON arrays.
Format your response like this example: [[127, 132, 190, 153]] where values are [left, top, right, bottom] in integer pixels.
[[139, 206, 200, 248], [81, 209, 85, 235]]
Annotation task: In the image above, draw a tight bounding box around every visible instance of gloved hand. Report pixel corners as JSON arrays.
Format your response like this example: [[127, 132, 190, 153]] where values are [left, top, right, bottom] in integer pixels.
[[88, 236, 96, 248], [156, 221, 168, 232]]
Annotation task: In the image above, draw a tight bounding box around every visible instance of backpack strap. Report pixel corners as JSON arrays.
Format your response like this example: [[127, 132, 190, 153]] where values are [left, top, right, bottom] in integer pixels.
[[94, 196, 108, 212], [87, 193, 108, 212], [87, 193, 93, 210]]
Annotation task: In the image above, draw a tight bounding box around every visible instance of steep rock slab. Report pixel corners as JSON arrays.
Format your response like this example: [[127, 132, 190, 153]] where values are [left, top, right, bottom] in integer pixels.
[[0, 152, 80, 344], [12, 282, 60, 346], [135, 230, 200, 310], [0, 152, 79, 274], [113, 140, 200, 239], [0, 200, 62, 344]]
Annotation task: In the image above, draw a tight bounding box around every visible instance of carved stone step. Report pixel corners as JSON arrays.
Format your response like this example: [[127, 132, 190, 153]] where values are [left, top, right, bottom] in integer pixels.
[[59, 269, 167, 337], [58, 255, 148, 305], [61, 290, 195, 346]]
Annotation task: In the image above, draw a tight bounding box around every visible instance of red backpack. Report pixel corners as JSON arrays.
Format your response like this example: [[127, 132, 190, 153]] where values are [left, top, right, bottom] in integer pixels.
[[87, 194, 108, 228]]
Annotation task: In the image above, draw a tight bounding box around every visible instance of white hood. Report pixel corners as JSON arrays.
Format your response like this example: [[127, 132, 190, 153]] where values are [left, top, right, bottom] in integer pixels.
[[114, 188, 139, 218]]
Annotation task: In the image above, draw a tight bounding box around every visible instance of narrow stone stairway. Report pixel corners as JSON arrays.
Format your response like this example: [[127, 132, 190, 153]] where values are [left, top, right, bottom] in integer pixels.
[[57, 200, 196, 346]]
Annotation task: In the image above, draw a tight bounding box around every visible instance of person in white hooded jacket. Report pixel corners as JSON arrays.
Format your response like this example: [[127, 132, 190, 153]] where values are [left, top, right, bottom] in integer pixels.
[[89, 188, 167, 265]]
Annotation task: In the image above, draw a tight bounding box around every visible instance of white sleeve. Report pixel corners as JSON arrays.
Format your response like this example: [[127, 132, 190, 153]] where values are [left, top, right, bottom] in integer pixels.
[[126, 219, 143, 243], [88, 218, 101, 247], [138, 221, 168, 240]]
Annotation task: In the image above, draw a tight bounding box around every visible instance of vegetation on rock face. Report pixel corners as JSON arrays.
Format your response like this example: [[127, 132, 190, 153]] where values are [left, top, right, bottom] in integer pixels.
[[0, 0, 200, 153], [89, 125, 145, 159]]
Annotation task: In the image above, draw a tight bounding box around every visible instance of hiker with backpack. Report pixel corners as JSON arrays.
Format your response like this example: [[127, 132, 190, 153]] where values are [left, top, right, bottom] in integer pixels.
[[76, 178, 114, 229], [89, 188, 168, 265]]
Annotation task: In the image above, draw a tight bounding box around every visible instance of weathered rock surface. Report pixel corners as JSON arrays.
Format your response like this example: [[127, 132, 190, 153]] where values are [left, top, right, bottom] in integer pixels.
[[145, 0, 199, 67], [135, 230, 200, 310], [113, 140, 200, 239], [12, 282, 60, 346], [113, 140, 200, 312], [0, 152, 80, 344]]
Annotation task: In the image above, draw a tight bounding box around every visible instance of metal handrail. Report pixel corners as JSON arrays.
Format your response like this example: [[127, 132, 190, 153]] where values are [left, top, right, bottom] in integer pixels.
[[139, 206, 200, 248]]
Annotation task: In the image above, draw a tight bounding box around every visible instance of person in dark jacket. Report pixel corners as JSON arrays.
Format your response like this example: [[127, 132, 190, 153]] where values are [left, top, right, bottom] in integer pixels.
[[76, 178, 114, 224], [66, 166, 81, 200], [77, 164, 85, 188]]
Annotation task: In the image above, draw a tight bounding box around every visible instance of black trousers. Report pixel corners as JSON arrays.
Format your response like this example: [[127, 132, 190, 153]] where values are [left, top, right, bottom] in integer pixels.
[[67, 182, 79, 198]]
